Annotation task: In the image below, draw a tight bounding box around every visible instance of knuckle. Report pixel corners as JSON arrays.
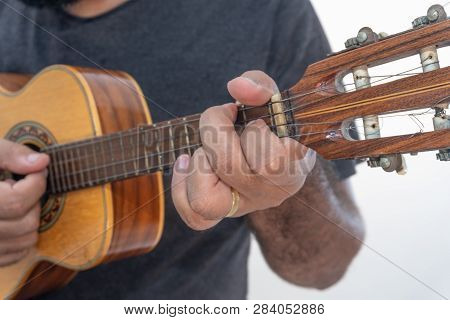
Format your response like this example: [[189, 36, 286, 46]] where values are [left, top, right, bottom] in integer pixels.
[[189, 196, 210, 216], [0, 250, 27, 267], [239, 172, 257, 187], [182, 213, 205, 231], [5, 199, 26, 217], [21, 211, 40, 233], [200, 106, 218, 123], [199, 107, 213, 128], [214, 155, 231, 174]]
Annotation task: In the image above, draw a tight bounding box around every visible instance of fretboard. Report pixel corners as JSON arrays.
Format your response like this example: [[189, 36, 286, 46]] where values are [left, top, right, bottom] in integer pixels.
[[43, 91, 296, 195]]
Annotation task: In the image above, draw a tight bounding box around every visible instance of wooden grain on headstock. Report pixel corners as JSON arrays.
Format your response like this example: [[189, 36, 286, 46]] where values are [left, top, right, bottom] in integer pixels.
[[289, 19, 450, 160]]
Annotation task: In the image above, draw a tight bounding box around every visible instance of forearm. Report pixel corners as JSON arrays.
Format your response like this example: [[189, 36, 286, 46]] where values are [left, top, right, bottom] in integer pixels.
[[247, 157, 365, 289]]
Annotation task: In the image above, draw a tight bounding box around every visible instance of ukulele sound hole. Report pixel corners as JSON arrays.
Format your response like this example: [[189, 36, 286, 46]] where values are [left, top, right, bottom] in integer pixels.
[[9, 143, 50, 214], [4, 121, 65, 232]]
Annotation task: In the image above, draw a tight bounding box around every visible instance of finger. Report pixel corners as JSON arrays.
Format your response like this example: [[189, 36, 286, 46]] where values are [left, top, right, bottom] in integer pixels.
[[0, 139, 49, 174], [240, 120, 298, 186], [227, 70, 279, 106], [199, 104, 255, 193], [186, 148, 245, 220], [0, 170, 47, 219], [240, 119, 286, 174], [280, 137, 317, 176], [0, 231, 38, 255], [0, 249, 29, 267], [171, 154, 220, 231], [0, 203, 40, 238]]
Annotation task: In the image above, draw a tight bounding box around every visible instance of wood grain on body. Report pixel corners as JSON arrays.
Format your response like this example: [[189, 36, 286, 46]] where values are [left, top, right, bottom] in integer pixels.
[[0, 65, 163, 299]]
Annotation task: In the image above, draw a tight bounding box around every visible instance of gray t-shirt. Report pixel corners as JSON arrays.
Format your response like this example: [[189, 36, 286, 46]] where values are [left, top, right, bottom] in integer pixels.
[[0, 0, 355, 299]]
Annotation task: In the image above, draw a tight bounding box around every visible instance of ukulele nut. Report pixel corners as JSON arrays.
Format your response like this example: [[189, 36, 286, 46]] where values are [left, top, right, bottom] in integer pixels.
[[270, 93, 290, 138]]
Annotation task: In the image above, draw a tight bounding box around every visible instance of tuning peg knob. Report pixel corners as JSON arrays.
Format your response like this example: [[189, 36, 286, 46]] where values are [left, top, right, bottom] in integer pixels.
[[412, 4, 447, 28], [380, 154, 407, 175], [427, 4, 447, 23], [345, 27, 379, 49]]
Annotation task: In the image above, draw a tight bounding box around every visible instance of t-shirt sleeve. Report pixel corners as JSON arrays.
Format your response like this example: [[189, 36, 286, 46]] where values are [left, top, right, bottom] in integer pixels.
[[266, 0, 356, 180]]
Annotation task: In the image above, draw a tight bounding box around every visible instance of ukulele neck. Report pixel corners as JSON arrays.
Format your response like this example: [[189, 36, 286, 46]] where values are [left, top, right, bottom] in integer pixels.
[[43, 91, 296, 195]]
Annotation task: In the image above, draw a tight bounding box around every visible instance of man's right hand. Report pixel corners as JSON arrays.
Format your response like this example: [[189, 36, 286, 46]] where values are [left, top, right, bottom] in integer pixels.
[[0, 139, 49, 267]]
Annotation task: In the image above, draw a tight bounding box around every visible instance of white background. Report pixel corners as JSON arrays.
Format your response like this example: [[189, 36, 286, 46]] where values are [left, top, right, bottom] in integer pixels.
[[248, 0, 450, 299]]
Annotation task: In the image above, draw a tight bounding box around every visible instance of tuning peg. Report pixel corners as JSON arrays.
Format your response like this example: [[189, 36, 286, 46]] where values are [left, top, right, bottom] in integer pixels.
[[427, 4, 447, 23], [345, 27, 379, 49], [412, 4, 447, 28], [415, 18, 450, 161], [434, 109, 450, 161], [380, 154, 407, 175], [350, 63, 408, 174]]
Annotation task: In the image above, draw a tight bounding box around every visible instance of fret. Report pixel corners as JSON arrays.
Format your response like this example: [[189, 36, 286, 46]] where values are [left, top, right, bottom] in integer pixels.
[[144, 129, 151, 172], [75, 146, 85, 188], [98, 141, 107, 181], [134, 127, 140, 174], [156, 141, 163, 170], [81, 146, 93, 187], [42, 114, 207, 193], [69, 148, 78, 189], [155, 125, 163, 171], [119, 134, 128, 178], [48, 149, 58, 194], [168, 121, 176, 161], [61, 148, 72, 190], [183, 117, 192, 156], [90, 141, 99, 184], [57, 148, 67, 192], [93, 143, 106, 184], [127, 131, 135, 174]]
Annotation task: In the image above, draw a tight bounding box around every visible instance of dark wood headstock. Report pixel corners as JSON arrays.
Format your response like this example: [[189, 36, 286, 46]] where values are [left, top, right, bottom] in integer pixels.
[[288, 4, 449, 173]]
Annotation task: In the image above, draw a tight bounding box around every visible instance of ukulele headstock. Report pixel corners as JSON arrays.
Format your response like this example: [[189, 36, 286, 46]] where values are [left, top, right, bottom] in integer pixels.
[[286, 3, 450, 174]]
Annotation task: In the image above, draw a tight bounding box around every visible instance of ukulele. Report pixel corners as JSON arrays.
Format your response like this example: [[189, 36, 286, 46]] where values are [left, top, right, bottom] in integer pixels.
[[0, 4, 448, 299]]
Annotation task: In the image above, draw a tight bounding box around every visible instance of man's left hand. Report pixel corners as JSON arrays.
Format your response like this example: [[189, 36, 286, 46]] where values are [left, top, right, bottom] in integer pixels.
[[171, 71, 316, 230]]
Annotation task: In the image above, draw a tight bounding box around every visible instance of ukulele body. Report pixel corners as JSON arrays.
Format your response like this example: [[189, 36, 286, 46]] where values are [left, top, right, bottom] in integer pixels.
[[0, 65, 164, 299]]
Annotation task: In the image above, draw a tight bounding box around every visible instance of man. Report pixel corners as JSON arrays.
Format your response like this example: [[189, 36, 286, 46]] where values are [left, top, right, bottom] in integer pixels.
[[0, 0, 364, 299]]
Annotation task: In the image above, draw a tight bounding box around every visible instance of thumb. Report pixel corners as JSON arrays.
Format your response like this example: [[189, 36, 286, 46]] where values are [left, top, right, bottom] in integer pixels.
[[0, 139, 49, 175], [227, 70, 279, 106]]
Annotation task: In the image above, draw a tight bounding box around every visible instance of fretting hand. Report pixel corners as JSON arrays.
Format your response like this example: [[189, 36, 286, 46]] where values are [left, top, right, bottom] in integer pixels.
[[171, 71, 316, 230]]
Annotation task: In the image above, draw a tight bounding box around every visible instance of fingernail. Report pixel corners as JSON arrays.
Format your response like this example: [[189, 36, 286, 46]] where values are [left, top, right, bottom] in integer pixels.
[[241, 76, 259, 87], [176, 155, 190, 171], [27, 153, 41, 164], [251, 119, 267, 128]]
